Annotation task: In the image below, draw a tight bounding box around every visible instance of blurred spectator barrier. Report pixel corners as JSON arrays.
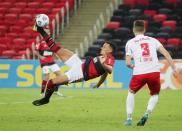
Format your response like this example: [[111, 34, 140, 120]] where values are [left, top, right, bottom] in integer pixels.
[[0, 59, 181, 89]]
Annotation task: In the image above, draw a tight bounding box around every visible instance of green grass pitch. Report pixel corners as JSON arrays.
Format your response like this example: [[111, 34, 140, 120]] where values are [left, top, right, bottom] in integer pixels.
[[0, 88, 182, 131]]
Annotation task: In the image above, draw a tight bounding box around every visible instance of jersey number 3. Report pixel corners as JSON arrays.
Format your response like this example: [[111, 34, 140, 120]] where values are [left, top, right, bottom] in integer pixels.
[[141, 43, 150, 56]]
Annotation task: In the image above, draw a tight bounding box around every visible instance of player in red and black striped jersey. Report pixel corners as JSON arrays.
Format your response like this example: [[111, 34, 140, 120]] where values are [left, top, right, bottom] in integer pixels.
[[35, 41, 55, 66], [34, 41, 63, 96], [32, 24, 116, 106]]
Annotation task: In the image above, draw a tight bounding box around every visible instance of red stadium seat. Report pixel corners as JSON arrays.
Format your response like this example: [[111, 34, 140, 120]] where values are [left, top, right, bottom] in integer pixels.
[[167, 38, 181, 48], [46, 0, 59, 2], [0, 7, 7, 14], [0, 32, 5, 37], [55, 3, 66, 9], [1, 50, 16, 58], [153, 14, 167, 22], [34, 0, 45, 3], [26, 43, 33, 50], [42, 2, 55, 9], [68, 0, 75, 11], [6, 32, 18, 39], [136, 0, 149, 6], [21, 32, 33, 39], [32, 32, 40, 38], [9, 26, 23, 33], [52, 8, 61, 15], [13, 45, 27, 51], [144, 20, 148, 30], [123, 0, 136, 7], [144, 10, 157, 17], [12, 55, 23, 59], [157, 38, 167, 45], [59, 0, 67, 3], [26, 38, 36, 50], [4, 0, 16, 4], [164, 0, 177, 6], [23, 26, 34, 33], [18, 50, 26, 56], [8, 8, 22, 14], [4, 14, 18, 21], [0, 2, 12, 8], [27, 39, 36, 46], [19, 14, 33, 21], [0, 14, 3, 20], [23, 8, 36, 15], [16, 0, 31, 2], [27, 2, 40, 9], [162, 20, 176, 31], [0, 37, 12, 45], [51, 8, 64, 21], [13, 38, 26, 50], [14, 2, 27, 9], [0, 20, 4, 25], [4, 19, 17, 26], [0, 44, 8, 51], [48, 14, 56, 21], [106, 22, 120, 30], [0, 25, 8, 34], [36, 8, 50, 14], [4, 14, 18, 26], [14, 19, 28, 28]]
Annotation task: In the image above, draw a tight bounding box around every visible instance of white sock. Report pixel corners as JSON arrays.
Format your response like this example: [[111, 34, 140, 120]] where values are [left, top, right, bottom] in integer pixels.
[[146, 95, 159, 115], [126, 91, 135, 120]]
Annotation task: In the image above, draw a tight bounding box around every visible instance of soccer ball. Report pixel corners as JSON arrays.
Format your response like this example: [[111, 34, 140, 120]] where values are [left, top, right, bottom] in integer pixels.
[[36, 14, 49, 27]]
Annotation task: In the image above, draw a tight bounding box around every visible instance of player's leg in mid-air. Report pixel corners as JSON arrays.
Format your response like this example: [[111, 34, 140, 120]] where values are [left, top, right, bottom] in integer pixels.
[[137, 72, 160, 126], [32, 25, 84, 106], [32, 24, 71, 104], [33, 24, 74, 61], [40, 64, 64, 96], [40, 69, 63, 97], [51, 64, 64, 96], [32, 54, 84, 106]]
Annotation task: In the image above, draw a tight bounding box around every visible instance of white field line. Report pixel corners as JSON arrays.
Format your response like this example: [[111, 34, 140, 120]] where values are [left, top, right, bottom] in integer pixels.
[[0, 96, 74, 105]]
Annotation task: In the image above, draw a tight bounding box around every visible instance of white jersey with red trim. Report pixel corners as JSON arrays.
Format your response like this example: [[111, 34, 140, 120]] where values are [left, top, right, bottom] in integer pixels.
[[125, 34, 163, 75]]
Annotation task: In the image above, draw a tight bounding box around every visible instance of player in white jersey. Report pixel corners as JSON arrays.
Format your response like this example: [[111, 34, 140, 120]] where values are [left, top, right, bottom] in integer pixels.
[[124, 20, 178, 126]]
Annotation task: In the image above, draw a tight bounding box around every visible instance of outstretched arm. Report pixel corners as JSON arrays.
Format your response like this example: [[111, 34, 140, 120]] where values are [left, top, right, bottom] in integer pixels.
[[158, 46, 176, 70], [33, 23, 74, 62], [102, 64, 113, 74], [93, 73, 108, 88], [158, 46, 178, 76]]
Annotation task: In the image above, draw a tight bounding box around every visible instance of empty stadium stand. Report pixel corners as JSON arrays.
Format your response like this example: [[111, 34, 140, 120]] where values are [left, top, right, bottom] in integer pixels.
[[85, 0, 182, 59], [0, 0, 74, 59]]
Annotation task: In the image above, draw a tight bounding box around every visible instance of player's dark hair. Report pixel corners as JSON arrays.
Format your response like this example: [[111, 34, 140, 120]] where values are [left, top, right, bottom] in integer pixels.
[[105, 40, 117, 53], [133, 20, 145, 32]]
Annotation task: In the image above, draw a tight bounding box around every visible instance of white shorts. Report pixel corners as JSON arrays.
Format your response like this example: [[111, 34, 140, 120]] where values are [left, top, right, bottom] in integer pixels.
[[65, 54, 84, 83], [42, 63, 60, 74]]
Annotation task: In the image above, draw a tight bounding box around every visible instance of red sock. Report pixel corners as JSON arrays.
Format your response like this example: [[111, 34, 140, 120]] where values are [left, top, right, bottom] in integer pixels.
[[41, 80, 47, 94], [45, 79, 55, 99], [46, 79, 55, 89]]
